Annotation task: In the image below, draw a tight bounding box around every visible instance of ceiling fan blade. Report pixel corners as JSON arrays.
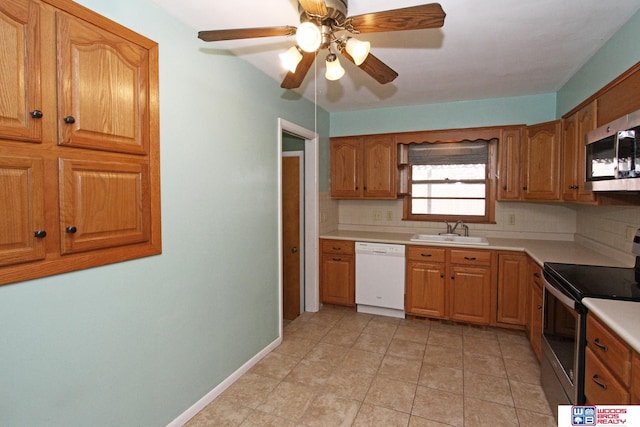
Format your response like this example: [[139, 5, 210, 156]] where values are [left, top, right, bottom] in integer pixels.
[[349, 3, 445, 33], [298, 0, 327, 17], [198, 26, 295, 42], [281, 51, 317, 89], [342, 51, 398, 84]]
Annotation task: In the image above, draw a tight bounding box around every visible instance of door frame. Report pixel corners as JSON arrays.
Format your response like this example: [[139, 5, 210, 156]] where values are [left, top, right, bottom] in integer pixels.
[[277, 118, 319, 337], [282, 150, 305, 317]]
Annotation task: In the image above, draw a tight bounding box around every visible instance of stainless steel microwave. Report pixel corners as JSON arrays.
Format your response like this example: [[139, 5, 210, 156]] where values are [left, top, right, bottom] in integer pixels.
[[585, 109, 640, 191]]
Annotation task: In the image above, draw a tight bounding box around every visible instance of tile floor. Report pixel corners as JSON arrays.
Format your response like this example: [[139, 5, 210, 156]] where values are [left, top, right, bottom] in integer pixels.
[[185, 305, 556, 426]]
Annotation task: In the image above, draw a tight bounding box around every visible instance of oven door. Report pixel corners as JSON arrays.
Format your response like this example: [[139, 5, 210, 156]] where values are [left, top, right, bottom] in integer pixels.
[[541, 274, 586, 407]]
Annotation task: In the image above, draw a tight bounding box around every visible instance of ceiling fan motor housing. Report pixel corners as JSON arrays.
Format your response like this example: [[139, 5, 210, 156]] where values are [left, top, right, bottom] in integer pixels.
[[299, 0, 347, 22]]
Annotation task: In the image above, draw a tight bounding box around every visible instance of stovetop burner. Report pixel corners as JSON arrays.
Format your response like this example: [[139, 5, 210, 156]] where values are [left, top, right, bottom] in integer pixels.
[[544, 262, 640, 302]]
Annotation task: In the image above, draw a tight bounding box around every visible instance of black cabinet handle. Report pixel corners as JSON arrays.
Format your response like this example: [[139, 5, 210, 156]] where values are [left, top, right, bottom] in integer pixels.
[[592, 375, 608, 390], [34, 230, 47, 238], [536, 305, 542, 310], [332, 257, 342, 262], [534, 272, 541, 278], [30, 110, 43, 119], [522, 186, 528, 191], [502, 185, 507, 191], [65, 226, 77, 234], [63, 116, 76, 124], [593, 338, 608, 352], [464, 256, 477, 261], [421, 253, 432, 257]]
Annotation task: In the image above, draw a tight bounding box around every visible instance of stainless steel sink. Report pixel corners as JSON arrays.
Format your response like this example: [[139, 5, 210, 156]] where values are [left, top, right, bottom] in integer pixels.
[[410, 234, 490, 245]]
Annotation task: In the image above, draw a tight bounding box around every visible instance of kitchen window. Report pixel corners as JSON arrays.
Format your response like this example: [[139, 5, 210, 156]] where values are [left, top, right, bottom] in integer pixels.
[[402, 139, 497, 223]]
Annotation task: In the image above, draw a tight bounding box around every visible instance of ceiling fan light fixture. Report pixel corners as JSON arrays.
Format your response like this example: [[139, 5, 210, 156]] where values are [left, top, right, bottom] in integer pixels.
[[279, 46, 303, 73], [296, 21, 322, 52], [345, 37, 370, 66], [325, 53, 345, 81]]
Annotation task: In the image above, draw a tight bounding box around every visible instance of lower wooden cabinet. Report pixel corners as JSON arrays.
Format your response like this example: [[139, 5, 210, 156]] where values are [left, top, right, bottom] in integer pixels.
[[528, 260, 544, 361], [320, 239, 355, 306], [585, 313, 632, 404], [496, 252, 528, 327], [405, 246, 493, 325]]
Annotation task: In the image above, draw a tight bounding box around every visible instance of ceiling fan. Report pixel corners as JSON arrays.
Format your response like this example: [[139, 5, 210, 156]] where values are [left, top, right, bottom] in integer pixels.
[[197, 0, 445, 89]]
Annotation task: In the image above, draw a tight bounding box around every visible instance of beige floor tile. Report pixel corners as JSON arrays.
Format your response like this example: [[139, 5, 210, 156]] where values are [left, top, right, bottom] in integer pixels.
[[378, 354, 423, 383], [185, 397, 253, 426], [464, 397, 518, 427], [509, 380, 553, 415], [364, 376, 417, 413], [341, 348, 384, 375], [324, 368, 375, 401], [321, 327, 362, 346], [463, 335, 502, 357], [362, 321, 399, 338], [353, 403, 411, 427], [516, 408, 557, 427], [387, 338, 426, 361], [304, 341, 349, 366], [306, 309, 345, 326], [239, 410, 297, 427], [298, 392, 361, 427], [504, 357, 541, 385], [274, 336, 316, 358], [496, 329, 530, 346], [336, 312, 373, 332], [249, 352, 300, 380], [463, 371, 514, 406], [418, 363, 463, 394], [463, 351, 507, 378], [429, 322, 464, 336], [462, 326, 498, 341], [409, 415, 455, 427], [353, 332, 393, 354], [284, 358, 333, 387], [287, 321, 333, 341], [428, 330, 463, 349], [394, 325, 429, 344], [257, 380, 318, 420], [412, 386, 464, 427], [220, 372, 280, 409], [499, 339, 538, 363], [423, 344, 463, 369]]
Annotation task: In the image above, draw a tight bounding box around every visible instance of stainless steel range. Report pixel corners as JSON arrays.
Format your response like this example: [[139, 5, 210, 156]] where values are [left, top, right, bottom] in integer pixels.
[[540, 230, 640, 418]]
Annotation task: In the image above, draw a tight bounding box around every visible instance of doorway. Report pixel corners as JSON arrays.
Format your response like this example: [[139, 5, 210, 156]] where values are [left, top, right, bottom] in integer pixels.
[[282, 150, 304, 320], [278, 119, 319, 334]]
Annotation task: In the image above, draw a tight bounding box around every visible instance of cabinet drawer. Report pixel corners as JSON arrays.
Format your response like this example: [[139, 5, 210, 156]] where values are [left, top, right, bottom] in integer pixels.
[[321, 239, 354, 255], [406, 245, 446, 263], [585, 346, 630, 404], [587, 315, 632, 386], [449, 249, 492, 266]]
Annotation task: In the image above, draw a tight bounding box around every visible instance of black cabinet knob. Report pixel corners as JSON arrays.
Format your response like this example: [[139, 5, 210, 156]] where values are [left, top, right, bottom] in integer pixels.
[[34, 230, 47, 238], [30, 110, 43, 119], [65, 226, 77, 234], [63, 116, 76, 124]]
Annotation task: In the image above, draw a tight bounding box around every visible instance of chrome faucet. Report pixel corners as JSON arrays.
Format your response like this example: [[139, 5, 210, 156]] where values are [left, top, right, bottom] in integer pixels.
[[445, 220, 469, 236]]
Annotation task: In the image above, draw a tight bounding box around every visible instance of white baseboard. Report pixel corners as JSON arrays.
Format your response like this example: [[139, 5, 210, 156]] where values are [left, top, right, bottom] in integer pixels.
[[166, 336, 282, 427]]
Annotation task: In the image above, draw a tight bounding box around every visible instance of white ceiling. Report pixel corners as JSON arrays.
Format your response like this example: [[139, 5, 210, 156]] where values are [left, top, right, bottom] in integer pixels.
[[150, 0, 640, 112]]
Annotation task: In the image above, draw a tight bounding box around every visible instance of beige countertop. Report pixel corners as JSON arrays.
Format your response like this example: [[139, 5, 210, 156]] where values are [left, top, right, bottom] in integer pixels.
[[583, 298, 640, 354], [320, 229, 629, 267]]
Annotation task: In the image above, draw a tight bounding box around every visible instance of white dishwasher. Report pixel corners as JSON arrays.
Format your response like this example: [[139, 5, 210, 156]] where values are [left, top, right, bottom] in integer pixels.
[[355, 242, 406, 318]]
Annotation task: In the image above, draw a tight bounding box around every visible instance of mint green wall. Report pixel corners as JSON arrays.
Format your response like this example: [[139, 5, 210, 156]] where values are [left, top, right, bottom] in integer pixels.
[[557, 10, 640, 116], [330, 93, 557, 137], [0, 0, 328, 425]]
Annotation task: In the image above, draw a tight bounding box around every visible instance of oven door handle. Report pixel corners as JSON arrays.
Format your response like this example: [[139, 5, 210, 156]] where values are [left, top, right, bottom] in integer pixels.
[[544, 279, 577, 310]]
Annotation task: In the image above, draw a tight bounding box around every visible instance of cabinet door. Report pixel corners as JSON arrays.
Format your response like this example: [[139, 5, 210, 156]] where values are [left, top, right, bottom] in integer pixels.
[[330, 137, 362, 198], [0, 155, 45, 266], [585, 346, 630, 404], [529, 269, 543, 361], [56, 12, 149, 155], [58, 158, 150, 254], [362, 135, 396, 198], [406, 260, 446, 318], [522, 120, 562, 201], [496, 253, 528, 326], [0, 0, 42, 143], [449, 265, 492, 324], [497, 128, 522, 200], [320, 253, 354, 306], [561, 113, 579, 201], [576, 102, 597, 202]]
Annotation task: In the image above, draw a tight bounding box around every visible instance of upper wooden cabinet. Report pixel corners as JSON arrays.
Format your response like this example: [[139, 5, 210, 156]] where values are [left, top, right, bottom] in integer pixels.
[[330, 134, 396, 199], [0, 0, 160, 286], [497, 127, 523, 200], [561, 102, 597, 203], [0, 0, 43, 143], [56, 12, 149, 155], [522, 120, 562, 201]]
